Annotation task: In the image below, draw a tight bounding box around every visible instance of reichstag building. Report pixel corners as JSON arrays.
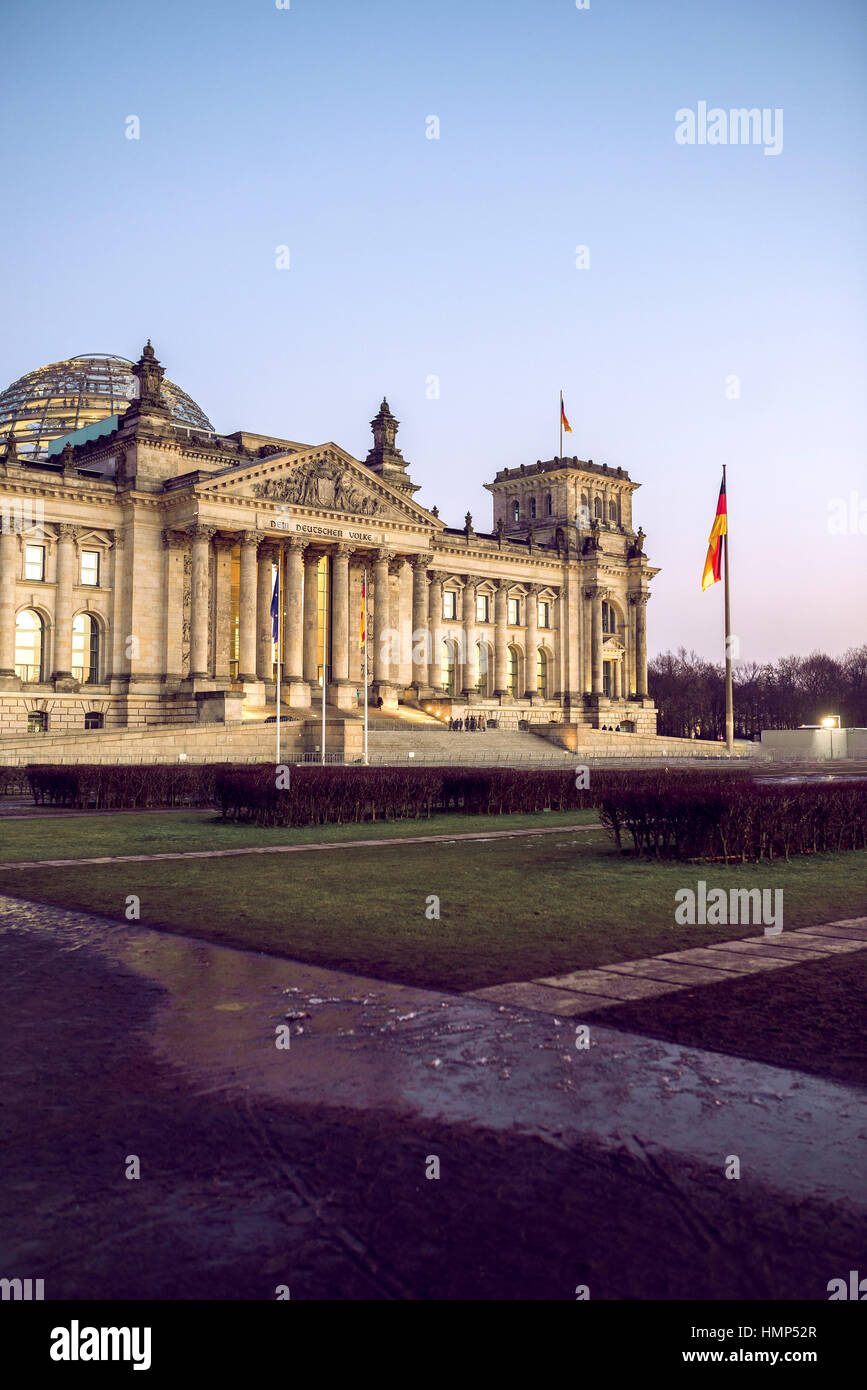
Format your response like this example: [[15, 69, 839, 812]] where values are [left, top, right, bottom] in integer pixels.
[[0, 344, 658, 737]]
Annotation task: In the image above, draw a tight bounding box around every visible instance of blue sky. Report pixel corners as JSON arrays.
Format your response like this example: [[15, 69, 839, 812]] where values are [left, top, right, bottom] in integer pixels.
[[1, 0, 864, 661]]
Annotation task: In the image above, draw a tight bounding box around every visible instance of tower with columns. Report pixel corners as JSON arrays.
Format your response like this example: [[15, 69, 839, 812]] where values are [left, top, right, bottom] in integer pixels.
[[0, 344, 658, 738]]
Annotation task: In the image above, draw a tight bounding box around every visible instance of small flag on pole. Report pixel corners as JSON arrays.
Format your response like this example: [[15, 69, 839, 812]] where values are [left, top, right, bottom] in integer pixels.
[[560, 396, 572, 433], [701, 474, 727, 591], [270, 569, 280, 640], [359, 572, 366, 650]]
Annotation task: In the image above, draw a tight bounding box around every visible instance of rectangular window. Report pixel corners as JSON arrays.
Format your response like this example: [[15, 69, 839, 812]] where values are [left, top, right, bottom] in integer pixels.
[[443, 591, 457, 620], [24, 544, 45, 581], [538, 601, 550, 629], [476, 594, 489, 623], [80, 550, 100, 586], [507, 597, 520, 626]]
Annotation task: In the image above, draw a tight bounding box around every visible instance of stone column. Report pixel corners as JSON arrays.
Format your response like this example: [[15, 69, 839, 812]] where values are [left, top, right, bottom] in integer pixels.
[[256, 543, 274, 680], [302, 550, 320, 685], [373, 548, 393, 686], [411, 553, 432, 691], [634, 592, 649, 698], [427, 571, 443, 691], [328, 544, 353, 709], [212, 535, 235, 680], [162, 529, 187, 682], [494, 580, 509, 696], [460, 577, 478, 696], [0, 527, 19, 680], [524, 584, 539, 698], [238, 531, 260, 683], [278, 538, 308, 706], [52, 523, 77, 682], [389, 557, 405, 688], [189, 525, 214, 679], [588, 587, 604, 696]]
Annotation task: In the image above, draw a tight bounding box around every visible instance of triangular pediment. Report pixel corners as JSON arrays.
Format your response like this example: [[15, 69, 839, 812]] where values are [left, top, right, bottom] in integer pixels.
[[193, 443, 441, 528]]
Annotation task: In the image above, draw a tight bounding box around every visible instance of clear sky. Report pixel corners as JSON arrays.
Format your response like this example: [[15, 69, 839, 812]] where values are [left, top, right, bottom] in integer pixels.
[[1, 0, 864, 662]]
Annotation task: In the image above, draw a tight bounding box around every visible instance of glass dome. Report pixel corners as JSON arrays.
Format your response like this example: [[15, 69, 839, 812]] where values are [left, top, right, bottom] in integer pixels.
[[0, 353, 214, 460]]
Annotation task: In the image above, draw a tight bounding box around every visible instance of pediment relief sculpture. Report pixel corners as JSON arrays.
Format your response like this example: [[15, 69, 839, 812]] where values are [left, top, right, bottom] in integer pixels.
[[252, 460, 389, 516]]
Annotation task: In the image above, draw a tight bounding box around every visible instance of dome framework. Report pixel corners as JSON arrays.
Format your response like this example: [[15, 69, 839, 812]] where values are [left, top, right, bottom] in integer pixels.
[[0, 353, 214, 459]]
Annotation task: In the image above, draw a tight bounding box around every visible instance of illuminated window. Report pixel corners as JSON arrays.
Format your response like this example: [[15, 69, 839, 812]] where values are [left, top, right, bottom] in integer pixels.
[[476, 593, 489, 623], [443, 590, 457, 620], [506, 647, 519, 696], [25, 544, 45, 580], [72, 613, 99, 683], [507, 597, 520, 626], [28, 710, 48, 734], [15, 609, 44, 682], [80, 550, 99, 585], [512, 500, 519, 522], [441, 639, 457, 694], [538, 600, 550, 629]]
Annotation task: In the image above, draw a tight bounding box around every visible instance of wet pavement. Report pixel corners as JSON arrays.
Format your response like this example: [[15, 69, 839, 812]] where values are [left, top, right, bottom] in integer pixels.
[[2, 893, 866, 1300]]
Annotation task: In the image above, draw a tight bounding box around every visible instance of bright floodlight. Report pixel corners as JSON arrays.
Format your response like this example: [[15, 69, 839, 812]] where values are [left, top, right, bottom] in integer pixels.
[[821, 715, 841, 729]]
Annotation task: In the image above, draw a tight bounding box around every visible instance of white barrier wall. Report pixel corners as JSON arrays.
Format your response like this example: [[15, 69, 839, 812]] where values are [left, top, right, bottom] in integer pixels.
[[761, 728, 867, 760]]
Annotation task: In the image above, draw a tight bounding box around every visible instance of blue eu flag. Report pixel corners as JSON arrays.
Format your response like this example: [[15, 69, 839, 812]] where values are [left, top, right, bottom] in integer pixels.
[[270, 572, 279, 642]]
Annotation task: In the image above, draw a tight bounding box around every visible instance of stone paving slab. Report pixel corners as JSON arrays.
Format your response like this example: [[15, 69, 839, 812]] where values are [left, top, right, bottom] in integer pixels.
[[601, 959, 734, 985], [807, 921, 867, 940], [534, 969, 679, 1001], [658, 948, 792, 973], [702, 939, 827, 961], [741, 932, 864, 955], [469, 982, 617, 1014]]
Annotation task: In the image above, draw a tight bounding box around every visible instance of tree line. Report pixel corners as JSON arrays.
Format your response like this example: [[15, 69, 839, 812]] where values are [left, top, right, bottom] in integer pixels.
[[648, 646, 867, 741]]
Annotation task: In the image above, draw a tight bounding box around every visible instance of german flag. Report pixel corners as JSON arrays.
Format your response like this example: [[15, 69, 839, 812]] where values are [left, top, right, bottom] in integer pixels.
[[701, 475, 727, 592], [560, 397, 572, 433], [360, 572, 366, 650]]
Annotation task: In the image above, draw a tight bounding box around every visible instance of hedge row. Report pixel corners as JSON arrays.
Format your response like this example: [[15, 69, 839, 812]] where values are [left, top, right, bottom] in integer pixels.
[[19, 763, 866, 863], [598, 778, 867, 862], [25, 763, 233, 809]]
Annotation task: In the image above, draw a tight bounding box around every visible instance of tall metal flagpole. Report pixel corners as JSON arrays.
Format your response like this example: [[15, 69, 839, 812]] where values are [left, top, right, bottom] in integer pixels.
[[321, 560, 327, 765], [559, 389, 564, 459], [276, 551, 281, 766], [722, 464, 734, 753], [363, 568, 369, 766]]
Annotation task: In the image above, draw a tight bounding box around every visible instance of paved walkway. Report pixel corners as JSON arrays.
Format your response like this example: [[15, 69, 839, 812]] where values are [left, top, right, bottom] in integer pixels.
[[470, 918, 867, 1015], [0, 821, 598, 869]]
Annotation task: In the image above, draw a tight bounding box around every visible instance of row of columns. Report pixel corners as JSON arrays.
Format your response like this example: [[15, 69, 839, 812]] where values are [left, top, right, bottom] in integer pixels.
[[586, 586, 649, 699]]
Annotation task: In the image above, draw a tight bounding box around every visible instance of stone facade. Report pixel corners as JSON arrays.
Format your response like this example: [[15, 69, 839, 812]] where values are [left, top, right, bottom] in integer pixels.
[[0, 345, 659, 738]]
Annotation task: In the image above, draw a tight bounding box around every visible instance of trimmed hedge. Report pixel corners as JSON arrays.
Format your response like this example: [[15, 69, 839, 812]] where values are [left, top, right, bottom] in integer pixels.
[[19, 763, 866, 863]]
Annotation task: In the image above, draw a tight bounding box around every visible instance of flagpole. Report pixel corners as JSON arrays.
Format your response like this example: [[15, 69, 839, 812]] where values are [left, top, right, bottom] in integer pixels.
[[276, 551, 281, 766], [722, 464, 734, 753], [363, 568, 369, 765], [321, 560, 327, 765], [559, 389, 563, 459]]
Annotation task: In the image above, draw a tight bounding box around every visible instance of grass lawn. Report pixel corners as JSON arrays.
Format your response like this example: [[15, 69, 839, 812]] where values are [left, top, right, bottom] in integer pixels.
[[0, 810, 864, 991], [0, 807, 597, 860]]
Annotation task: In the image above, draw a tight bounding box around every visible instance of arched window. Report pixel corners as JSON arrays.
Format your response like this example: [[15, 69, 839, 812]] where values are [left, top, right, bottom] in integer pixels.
[[546, 493, 552, 516], [594, 497, 602, 520], [512, 499, 520, 522], [602, 601, 617, 634], [537, 649, 549, 699], [475, 641, 492, 696], [72, 613, 100, 684], [506, 646, 519, 697], [15, 609, 45, 683], [529, 497, 537, 519], [441, 639, 457, 695], [608, 500, 618, 523]]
